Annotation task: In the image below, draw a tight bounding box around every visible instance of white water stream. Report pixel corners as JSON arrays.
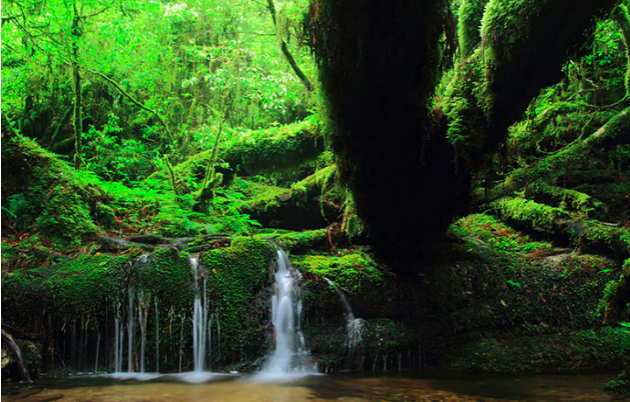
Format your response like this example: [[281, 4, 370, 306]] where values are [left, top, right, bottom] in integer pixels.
[[255, 249, 317, 381]]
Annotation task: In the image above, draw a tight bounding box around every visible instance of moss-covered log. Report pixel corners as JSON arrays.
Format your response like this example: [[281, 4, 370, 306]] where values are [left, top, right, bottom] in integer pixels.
[[613, 3, 630, 99], [523, 182, 607, 219], [1, 123, 101, 247], [153, 120, 323, 189], [238, 165, 341, 230], [309, 0, 618, 262], [477, 107, 630, 205], [492, 197, 630, 259]]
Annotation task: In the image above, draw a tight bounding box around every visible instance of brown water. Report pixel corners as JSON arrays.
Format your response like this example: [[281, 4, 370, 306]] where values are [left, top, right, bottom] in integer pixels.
[[1, 371, 616, 402]]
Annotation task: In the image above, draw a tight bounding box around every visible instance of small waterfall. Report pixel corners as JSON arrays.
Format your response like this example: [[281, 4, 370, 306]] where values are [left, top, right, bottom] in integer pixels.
[[208, 314, 214, 369], [155, 298, 159, 373], [257, 249, 316, 379], [127, 284, 135, 373], [191, 256, 209, 372], [137, 301, 147, 373], [94, 331, 100, 373], [323, 278, 364, 350], [114, 303, 123, 372]]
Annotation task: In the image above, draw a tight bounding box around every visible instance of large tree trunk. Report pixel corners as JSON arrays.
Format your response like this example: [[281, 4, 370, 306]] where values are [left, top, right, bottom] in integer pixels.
[[71, 3, 83, 170], [308, 0, 618, 264]]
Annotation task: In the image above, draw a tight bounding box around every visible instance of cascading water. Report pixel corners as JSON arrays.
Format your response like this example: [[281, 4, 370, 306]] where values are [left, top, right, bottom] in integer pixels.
[[323, 278, 364, 351], [256, 248, 317, 380], [114, 303, 123, 373], [190, 256, 209, 372], [127, 284, 135, 373]]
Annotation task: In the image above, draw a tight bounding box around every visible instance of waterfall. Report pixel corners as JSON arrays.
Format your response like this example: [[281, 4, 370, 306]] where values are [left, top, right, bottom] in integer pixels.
[[256, 249, 316, 380], [190, 256, 209, 372], [138, 302, 147, 373], [127, 284, 135, 373], [323, 278, 364, 351], [155, 298, 159, 373], [94, 331, 100, 373], [114, 303, 123, 372]]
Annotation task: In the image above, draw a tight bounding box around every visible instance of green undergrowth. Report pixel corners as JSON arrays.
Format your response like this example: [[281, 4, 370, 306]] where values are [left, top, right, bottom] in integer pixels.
[[1, 129, 267, 259], [451, 213, 553, 257]]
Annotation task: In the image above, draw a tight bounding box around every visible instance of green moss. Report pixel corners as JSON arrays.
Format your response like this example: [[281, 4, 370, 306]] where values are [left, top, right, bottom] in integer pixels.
[[451, 213, 553, 256], [524, 182, 607, 219], [458, 0, 485, 57], [493, 197, 630, 258], [202, 236, 275, 363], [33, 185, 99, 246], [139, 248, 194, 311], [38, 254, 129, 316], [153, 119, 323, 188], [606, 370, 630, 397], [232, 178, 287, 211], [292, 249, 385, 293], [275, 229, 328, 254], [447, 327, 630, 373], [2, 132, 102, 248]]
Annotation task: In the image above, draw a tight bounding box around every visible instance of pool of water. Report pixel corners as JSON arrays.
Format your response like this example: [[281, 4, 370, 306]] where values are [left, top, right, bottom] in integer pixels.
[[2, 370, 616, 402]]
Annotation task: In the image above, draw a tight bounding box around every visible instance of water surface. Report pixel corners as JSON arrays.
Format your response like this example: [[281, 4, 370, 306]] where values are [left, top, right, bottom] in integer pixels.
[[2, 370, 615, 402]]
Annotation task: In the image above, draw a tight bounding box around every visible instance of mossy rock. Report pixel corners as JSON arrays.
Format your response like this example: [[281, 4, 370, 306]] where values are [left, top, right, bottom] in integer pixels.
[[293, 248, 402, 320], [305, 318, 428, 371], [2, 132, 102, 248], [606, 370, 630, 399], [136, 248, 195, 311], [202, 236, 276, 365], [445, 327, 630, 373], [275, 229, 329, 254]]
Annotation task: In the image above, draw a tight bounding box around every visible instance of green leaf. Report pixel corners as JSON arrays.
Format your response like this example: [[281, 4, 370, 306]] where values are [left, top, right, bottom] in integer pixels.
[[506, 279, 522, 289]]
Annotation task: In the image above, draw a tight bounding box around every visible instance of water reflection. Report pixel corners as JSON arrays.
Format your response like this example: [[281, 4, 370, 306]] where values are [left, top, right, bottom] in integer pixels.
[[1, 371, 615, 402]]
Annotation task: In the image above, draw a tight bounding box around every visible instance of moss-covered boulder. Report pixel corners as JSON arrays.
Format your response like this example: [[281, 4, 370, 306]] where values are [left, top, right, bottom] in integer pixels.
[[445, 328, 630, 373], [202, 236, 276, 365], [606, 370, 630, 399], [2, 131, 101, 248], [427, 213, 629, 372]]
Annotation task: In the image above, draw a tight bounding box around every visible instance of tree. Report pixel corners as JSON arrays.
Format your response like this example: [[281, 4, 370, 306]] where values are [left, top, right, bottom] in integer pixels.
[[308, 0, 623, 262]]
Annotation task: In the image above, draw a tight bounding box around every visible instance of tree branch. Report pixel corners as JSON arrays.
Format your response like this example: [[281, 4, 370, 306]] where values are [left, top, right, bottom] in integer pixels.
[[84, 68, 174, 145], [266, 0, 314, 92]]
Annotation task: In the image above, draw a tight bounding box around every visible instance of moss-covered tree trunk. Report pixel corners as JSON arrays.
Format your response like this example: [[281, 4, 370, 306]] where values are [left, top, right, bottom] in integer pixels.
[[309, 0, 618, 264], [71, 3, 83, 170]]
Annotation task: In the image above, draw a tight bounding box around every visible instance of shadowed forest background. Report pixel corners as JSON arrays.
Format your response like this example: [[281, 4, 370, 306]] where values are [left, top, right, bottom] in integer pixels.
[[1, 0, 630, 399]]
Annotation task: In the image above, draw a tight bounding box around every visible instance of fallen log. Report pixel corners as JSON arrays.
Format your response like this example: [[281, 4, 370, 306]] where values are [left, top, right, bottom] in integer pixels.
[[1, 329, 33, 383], [492, 197, 630, 259]]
